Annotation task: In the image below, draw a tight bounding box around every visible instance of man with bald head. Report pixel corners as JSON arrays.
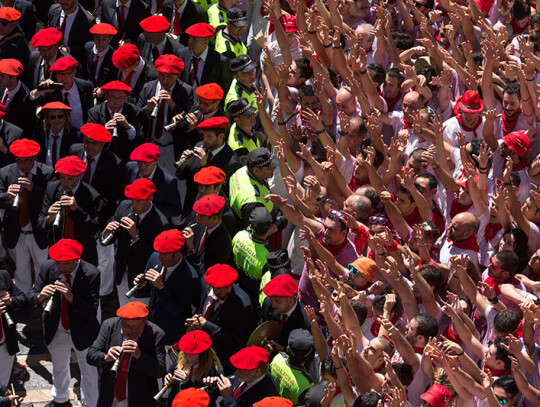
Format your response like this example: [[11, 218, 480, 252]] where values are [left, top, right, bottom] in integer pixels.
[[439, 212, 480, 267], [375, 91, 424, 140], [344, 193, 373, 255]]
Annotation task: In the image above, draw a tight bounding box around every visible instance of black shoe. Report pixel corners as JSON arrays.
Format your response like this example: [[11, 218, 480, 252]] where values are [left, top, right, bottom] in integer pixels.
[[45, 401, 72, 407]]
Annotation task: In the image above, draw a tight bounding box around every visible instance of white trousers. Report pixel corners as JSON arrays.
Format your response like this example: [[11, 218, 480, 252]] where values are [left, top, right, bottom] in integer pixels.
[[116, 273, 150, 308], [47, 330, 98, 407], [9, 233, 48, 295], [0, 343, 15, 386], [96, 242, 114, 296]]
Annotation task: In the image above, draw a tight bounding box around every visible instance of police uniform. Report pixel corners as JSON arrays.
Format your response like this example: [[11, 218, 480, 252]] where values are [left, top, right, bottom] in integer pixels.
[[229, 166, 274, 219], [213, 8, 248, 58], [224, 55, 258, 114], [258, 250, 291, 307], [207, 3, 227, 30], [192, 0, 216, 11], [227, 98, 261, 163]]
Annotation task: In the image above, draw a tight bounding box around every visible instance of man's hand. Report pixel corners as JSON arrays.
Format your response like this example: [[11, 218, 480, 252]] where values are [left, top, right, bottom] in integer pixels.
[[60, 194, 78, 211], [182, 227, 195, 251], [264, 194, 287, 206], [0, 291, 11, 306], [193, 146, 208, 166], [104, 345, 123, 362], [113, 113, 130, 129], [37, 284, 56, 304], [18, 176, 33, 192], [123, 339, 141, 359], [6, 183, 21, 200], [216, 374, 233, 398], [145, 268, 165, 289], [55, 279, 74, 303], [185, 314, 206, 329], [158, 89, 175, 109], [120, 216, 138, 240], [103, 221, 120, 239]]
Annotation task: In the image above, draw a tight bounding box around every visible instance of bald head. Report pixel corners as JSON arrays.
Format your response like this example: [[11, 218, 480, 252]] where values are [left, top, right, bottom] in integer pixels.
[[344, 194, 371, 222], [336, 87, 356, 116], [403, 91, 423, 109], [449, 212, 478, 241]]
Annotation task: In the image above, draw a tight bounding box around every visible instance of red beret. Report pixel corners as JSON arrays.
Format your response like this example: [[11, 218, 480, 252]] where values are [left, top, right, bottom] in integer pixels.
[[263, 274, 298, 297], [31, 27, 62, 47], [41, 101, 72, 112], [178, 330, 212, 354], [140, 15, 170, 32], [113, 44, 140, 69], [0, 102, 7, 119], [153, 229, 185, 253], [196, 83, 223, 101], [185, 23, 215, 38], [10, 138, 40, 158], [204, 264, 238, 288], [55, 155, 87, 176], [254, 398, 293, 407], [0, 7, 20, 21], [81, 123, 112, 143], [504, 130, 531, 158], [50, 56, 78, 73], [172, 388, 210, 407], [197, 116, 229, 130], [101, 80, 132, 93], [89, 23, 118, 35], [130, 143, 161, 162], [116, 301, 149, 319], [124, 178, 157, 200], [193, 166, 226, 185], [155, 54, 184, 75], [193, 194, 226, 216], [0, 59, 23, 76], [230, 346, 269, 370], [49, 238, 83, 261]]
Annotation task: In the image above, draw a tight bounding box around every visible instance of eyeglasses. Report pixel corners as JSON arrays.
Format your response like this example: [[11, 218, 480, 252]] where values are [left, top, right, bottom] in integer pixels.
[[369, 216, 388, 225], [329, 209, 345, 219], [495, 395, 509, 405], [48, 114, 65, 120], [419, 221, 433, 231], [488, 256, 506, 273], [348, 264, 360, 276]]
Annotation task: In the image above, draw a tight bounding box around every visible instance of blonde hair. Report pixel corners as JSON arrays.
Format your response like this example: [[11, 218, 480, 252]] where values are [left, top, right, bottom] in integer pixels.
[[176, 347, 222, 382]]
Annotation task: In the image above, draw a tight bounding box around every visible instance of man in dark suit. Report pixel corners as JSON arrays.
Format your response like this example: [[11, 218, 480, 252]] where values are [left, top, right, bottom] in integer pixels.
[[3, 0, 36, 41], [87, 80, 144, 163], [133, 229, 199, 345], [83, 24, 119, 88], [177, 23, 232, 93], [0, 8, 29, 66], [100, 0, 150, 46], [0, 139, 55, 295], [261, 274, 310, 349], [0, 104, 23, 169], [101, 178, 168, 307], [186, 264, 255, 374], [123, 143, 182, 225], [47, 0, 95, 62], [136, 15, 183, 65], [38, 155, 101, 266], [113, 44, 158, 103], [0, 268, 27, 386], [161, 0, 207, 46], [86, 301, 166, 407], [29, 238, 100, 407]]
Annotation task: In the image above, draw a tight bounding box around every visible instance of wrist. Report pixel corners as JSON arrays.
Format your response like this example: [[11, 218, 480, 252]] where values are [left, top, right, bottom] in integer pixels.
[[323, 43, 332, 48], [456, 349, 464, 356], [487, 294, 499, 304]]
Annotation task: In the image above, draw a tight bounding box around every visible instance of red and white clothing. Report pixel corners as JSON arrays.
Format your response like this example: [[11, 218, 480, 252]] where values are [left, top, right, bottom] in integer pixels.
[[443, 115, 485, 147]]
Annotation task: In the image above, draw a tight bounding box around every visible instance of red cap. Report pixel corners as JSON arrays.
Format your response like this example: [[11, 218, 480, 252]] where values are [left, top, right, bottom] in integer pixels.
[[263, 274, 298, 297], [457, 90, 484, 114], [172, 388, 210, 407], [113, 44, 140, 69], [101, 80, 132, 93], [10, 138, 40, 158], [0, 59, 23, 76], [420, 384, 451, 407], [178, 330, 212, 354], [50, 56, 78, 73], [124, 178, 157, 200], [204, 264, 238, 288], [504, 130, 531, 158], [41, 101, 72, 112], [193, 166, 226, 185], [254, 398, 293, 407], [140, 15, 170, 32], [280, 14, 298, 32], [89, 23, 118, 35], [197, 116, 229, 130], [0, 102, 5, 119], [55, 155, 86, 176], [193, 194, 226, 216], [31, 27, 62, 47], [130, 143, 161, 162], [81, 123, 112, 143], [153, 229, 185, 253], [116, 301, 149, 319], [196, 83, 224, 101], [230, 346, 269, 370], [0, 7, 20, 21], [155, 54, 184, 75], [185, 23, 215, 38], [49, 238, 83, 261]]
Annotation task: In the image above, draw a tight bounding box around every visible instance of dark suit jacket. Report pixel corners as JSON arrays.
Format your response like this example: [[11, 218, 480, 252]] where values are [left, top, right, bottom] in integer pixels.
[[25, 49, 84, 91], [34, 127, 81, 165], [47, 4, 95, 61], [261, 296, 310, 347], [116, 60, 158, 103], [12, 0, 36, 41], [38, 180, 101, 265], [87, 317, 166, 407], [144, 252, 199, 345], [82, 42, 119, 87], [87, 101, 144, 163], [123, 162, 182, 224], [223, 374, 279, 407], [0, 269, 26, 355], [0, 120, 23, 168], [199, 284, 255, 374], [100, 0, 150, 46], [29, 259, 100, 350], [0, 26, 29, 66], [184, 222, 231, 276], [69, 143, 124, 229], [1, 82, 35, 137], [161, 0, 207, 46], [41, 78, 94, 125], [177, 47, 232, 93], [103, 199, 168, 287], [0, 162, 55, 249], [136, 34, 183, 64]]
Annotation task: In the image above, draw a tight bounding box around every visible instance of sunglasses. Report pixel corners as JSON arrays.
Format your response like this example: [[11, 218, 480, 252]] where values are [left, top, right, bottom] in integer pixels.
[[329, 209, 345, 219], [348, 264, 360, 276], [488, 256, 506, 273], [496, 395, 509, 405], [49, 114, 65, 120], [369, 216, 388, 225]]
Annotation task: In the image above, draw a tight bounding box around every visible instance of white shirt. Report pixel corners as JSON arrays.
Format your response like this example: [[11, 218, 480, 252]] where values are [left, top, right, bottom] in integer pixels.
[[443, 115, 485, 147], [114, 0, 132, 28], [91, 44, 109, 79], [192, 46, 209, 89], [46, 128, 65, 167], [62, 84, 84, 129], [121, 57, 145, 88], [60, 6, 79, 44]]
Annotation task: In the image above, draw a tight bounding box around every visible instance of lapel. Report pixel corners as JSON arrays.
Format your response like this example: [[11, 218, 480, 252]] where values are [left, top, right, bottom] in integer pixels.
[[200, 49, 214, 82], [112, 320, 124, 347], [71, 263, 84, 292]]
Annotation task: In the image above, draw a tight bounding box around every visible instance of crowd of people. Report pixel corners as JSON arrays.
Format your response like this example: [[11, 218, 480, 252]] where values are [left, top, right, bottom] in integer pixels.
[[0, 0, 539, 404]]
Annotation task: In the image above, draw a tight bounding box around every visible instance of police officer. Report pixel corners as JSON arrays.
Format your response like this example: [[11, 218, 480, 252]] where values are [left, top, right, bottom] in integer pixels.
[[224, 55, 257, 114], [214, 8, 248, 59], [207, 0, 234, 30], [259, 250, 291, 307], [227, 98, 265, 163]]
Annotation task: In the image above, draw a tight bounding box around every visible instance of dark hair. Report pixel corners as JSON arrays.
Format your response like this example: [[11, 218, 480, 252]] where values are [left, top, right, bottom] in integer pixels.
[[367, 63, 386, 86], [418, 264, 443, 291], [417, 172, 438, 190], [467, 140, 483, 167], [359, 140, 384, 168], [503, 82, 521, 99], [295, 59, 313, 80], [398, 186, 414, 204], [392, 363, 414, 387], [414, 313, 439, 341], [353, 392, 383, 407], [348, 299, 368, 325], [357, 186, 381, 210], [510, 170, 521, 187], [350, 116, 367, 137], [472, 51, 483, 67], [299, 84, 316, 98], [327, 213, 348, 231], [493, 376, 519, 397], [493, 338, 512, 369], [424, 0, 435, 9], [419, 220, 440, 243], [321, 356, 338, 379], [499, 228, 528, 272], [411, 147, 428, 163], [531, 12, 540, 26], [513, 0, 531, 21], [494, 308, 521, 335], [392, 32, 414, 51], [372, 291, 403, 316], [458, 296, 473, 316], [387, 67, 405, 86], [495, 250, 519, 274]]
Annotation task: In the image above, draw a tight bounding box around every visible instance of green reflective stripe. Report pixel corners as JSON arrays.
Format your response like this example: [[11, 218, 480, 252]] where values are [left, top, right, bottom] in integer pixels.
[[270, 353, 314, 405], [227, 123, 260, 153], [231, 230, 268, 279], [229, 166, 274, 217]]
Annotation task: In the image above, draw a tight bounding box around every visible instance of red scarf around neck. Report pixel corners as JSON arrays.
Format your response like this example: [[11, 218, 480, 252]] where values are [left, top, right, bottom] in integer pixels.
[[449, 198, 472, 220], [484, 275, 520, 295], [321, 237, 348, 256], [483, 365, 511, 377], [382, 91, 402, 112], [510, 18, 529, 36], [502, 109, 521, 136], [370, 315, 399, 337], [443, 324, 462, 344], [456, 114, 482, 138], [484, 223, 503, 242], [412, 345, 425, 354], [402, 117, 412, 129], [349, 176, 369, 192], [447, 234, 480, 252]]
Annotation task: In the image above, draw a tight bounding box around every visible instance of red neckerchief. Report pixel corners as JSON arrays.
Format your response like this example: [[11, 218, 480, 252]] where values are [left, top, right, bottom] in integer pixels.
[[321, 237, 348, 256], [403, 117, 412, 129], [349, 176, 369, 192], [412, 345, 425, 354], [456, 114, 482, 138], [404, 207, 424, 227], [484, 222, 503, 242], [443, 324, 462, 344], [370, 315, 399, 337], [373, 364, 385, 373], [513, 159, 528, 171], [502, 109, 521, 136], [449, 198, 472, 219], [432, 204, 445, 236], [484, 276, 520, 295], [435, 33, 450, 50], [356, 283, 370, 291], [447, 233, 480, 252], [475, 0, 494, 15], [510, 18, 529, 36], [382, 91, 402, 112], [483, 365, 511, 377]]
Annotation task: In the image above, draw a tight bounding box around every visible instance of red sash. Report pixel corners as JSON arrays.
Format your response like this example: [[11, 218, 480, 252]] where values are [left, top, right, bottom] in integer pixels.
[[447, 234, 480, 252]]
